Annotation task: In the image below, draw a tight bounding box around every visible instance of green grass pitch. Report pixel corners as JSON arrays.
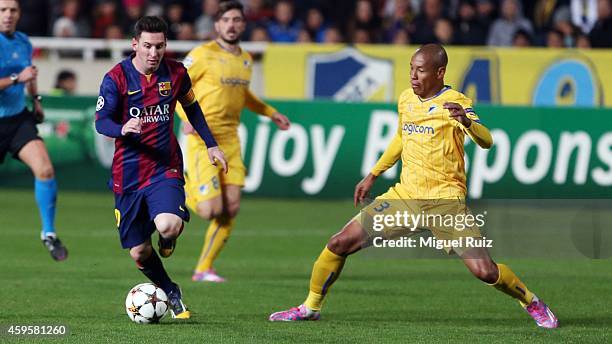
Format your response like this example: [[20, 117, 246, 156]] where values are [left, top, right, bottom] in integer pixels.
[[1, 189, 610, 343]]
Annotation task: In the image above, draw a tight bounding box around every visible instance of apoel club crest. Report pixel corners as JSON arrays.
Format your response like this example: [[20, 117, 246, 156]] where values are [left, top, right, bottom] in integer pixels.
[[158, 81, 171, 96]]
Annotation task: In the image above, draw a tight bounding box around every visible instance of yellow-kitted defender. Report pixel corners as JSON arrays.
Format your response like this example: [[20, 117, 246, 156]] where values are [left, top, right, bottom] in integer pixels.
[[268, 44, 558, 329], [176, 1, 291, 283]]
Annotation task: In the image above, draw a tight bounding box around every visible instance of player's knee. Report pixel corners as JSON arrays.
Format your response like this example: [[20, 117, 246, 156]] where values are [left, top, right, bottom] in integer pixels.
[[327, 233, 353, 256], [35, 164, 55, 180], [168, 220, 183, 238], [195, 206, 214, 220], [156, 217, 183, 238], [195, 202, 221, 220]]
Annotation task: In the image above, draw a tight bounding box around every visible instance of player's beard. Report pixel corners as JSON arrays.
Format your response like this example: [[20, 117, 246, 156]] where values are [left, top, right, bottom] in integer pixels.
[[220, 29, 242, 45], [221, 35, 241, 45]]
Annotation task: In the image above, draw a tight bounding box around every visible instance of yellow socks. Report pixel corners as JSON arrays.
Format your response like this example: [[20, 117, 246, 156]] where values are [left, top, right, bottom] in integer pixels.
[[303, 246, 346, 311], [490, 263, 535, 306], [195, 217, 234, 273]]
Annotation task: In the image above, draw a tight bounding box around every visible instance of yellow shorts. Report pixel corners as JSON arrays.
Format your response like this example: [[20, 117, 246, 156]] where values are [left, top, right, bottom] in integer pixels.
[[184, 135, 245, 209], [356, 184, 482, 254]]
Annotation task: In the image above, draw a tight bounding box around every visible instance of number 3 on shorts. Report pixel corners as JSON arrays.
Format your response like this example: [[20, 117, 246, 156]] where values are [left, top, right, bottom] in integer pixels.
[[373, 201, 390, 212]]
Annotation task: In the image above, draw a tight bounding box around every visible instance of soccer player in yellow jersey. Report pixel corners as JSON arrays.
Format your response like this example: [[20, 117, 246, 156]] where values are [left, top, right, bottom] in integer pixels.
[[269, 44, 558, 328], [176, 0, 290, 283]]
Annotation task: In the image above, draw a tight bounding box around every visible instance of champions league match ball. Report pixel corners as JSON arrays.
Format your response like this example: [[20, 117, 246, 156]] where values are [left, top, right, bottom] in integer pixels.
[[125, 283, 169, 324]]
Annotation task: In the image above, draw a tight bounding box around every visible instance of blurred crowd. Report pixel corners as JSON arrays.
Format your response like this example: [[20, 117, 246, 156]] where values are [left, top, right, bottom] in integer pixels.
[[16, 0, 612, 48]]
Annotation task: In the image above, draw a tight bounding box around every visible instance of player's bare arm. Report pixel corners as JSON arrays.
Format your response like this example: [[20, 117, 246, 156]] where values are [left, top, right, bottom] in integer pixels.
[[0, 65, 36, 91], [19, 65, 37, 83], [31, 93, 44, 121], [25, 66, 44, 122]]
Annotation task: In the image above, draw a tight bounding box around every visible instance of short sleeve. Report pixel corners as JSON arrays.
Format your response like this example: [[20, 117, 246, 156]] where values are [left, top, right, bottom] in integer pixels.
[[25, 38, 32, 65], [17, 33, 33, 65]]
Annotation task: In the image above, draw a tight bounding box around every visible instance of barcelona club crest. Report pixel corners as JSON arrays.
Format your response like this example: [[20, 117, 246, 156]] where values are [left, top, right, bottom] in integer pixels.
[[158, 81, 172, 96]]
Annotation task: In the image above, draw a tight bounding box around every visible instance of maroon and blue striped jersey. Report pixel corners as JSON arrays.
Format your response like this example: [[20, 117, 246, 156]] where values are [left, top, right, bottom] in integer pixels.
[[95, 57, 194, 194]]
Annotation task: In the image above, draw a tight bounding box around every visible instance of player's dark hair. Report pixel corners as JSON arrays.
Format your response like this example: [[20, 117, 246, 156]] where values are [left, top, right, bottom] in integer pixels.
[[437, 46, 448, 68], [416, 43, 448, 68], [133, 16, 168, 40], [215, 0, 245, 21]]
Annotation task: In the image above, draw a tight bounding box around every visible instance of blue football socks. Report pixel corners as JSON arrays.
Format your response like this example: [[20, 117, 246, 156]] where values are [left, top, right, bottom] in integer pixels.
[[35, 178, 57, 237]]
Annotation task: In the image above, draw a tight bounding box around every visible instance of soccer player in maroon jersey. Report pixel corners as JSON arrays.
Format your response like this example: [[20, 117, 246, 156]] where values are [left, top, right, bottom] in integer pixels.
[[95, 16, 227, 319]]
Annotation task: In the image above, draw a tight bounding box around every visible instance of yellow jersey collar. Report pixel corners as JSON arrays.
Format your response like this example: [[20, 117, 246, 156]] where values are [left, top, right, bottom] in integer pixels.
[[214, 40, 242, 56], [418, 85, 451, 102]]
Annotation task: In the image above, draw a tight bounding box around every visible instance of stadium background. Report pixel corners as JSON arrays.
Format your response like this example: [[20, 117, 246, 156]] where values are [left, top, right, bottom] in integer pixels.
[[1, 0, 611, 342]]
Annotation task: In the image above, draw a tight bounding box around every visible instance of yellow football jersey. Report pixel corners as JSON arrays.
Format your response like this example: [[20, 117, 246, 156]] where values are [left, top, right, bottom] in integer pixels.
[[176, 41, 277, 141], [371, 86, 492, 199]]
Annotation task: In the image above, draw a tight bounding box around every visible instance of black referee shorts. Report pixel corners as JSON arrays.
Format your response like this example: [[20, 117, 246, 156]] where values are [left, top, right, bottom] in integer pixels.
[[0, 108, 41, 163]]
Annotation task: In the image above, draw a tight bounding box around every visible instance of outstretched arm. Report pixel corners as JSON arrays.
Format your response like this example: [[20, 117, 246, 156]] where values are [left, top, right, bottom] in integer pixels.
[[371, 111, 403, 177], [245, 89, 290, 130], [370, 133, 403, 177], [355, 117, 403, 206], [464, 121, 493, 149]]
